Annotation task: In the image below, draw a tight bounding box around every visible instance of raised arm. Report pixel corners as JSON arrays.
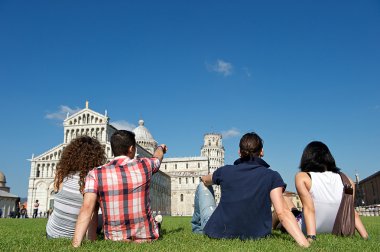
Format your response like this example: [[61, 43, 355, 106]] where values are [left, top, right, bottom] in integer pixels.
[[153, 144, 168, 163], [72, 192, 98, 247], [270, 187, 310, 247], [295, 172, 316, 241]]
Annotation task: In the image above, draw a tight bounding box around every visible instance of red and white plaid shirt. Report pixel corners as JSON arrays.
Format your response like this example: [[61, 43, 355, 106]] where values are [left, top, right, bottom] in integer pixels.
[[84, 156, 161, 242]]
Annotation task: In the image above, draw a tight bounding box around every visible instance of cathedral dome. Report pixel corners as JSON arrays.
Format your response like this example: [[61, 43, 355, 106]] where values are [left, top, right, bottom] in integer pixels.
[[133, 120, 157, 154], [0, 170, 6, 187], [133, 120, 156, 143]]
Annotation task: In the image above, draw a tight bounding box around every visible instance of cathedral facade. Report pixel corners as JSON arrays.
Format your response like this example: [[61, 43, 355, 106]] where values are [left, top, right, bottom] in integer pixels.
[[27, 103, 224, 216], [27, 103, 171, 216]]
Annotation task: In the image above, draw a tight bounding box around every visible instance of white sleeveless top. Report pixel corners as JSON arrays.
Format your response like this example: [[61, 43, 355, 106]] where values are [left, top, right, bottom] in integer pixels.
[[302, 171, 343, 233]]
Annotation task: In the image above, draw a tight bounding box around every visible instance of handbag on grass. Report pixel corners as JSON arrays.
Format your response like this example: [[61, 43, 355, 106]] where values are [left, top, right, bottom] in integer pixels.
[[332, 172, 355, 236]]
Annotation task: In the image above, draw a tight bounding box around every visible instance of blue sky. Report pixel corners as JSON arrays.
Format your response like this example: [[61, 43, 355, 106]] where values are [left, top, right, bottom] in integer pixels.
[[0, 1, 379, 198]]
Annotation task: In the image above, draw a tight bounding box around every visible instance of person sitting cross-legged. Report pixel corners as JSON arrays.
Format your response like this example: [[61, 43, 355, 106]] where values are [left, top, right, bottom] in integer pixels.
[[191, 132, 310, 247], [72, 130, 167, 247]]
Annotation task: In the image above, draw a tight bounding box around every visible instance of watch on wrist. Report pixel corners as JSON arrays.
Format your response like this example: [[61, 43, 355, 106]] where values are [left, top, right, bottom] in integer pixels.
[[306, 235, 316, 240]]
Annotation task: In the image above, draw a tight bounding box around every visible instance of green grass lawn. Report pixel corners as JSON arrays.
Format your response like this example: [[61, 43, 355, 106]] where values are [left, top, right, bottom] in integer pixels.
[[0, 216, 378, 251]]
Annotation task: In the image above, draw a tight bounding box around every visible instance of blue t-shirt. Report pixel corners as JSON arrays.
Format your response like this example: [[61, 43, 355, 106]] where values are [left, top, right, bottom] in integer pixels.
[[203, 157, 286, 240]]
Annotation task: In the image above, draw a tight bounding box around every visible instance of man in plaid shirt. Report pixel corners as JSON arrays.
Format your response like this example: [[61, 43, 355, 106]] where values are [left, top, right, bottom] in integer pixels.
[[72, 130, 167, 247]]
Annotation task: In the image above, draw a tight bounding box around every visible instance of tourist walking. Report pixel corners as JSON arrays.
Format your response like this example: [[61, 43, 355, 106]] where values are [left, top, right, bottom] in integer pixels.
[[72, 130, 167, 247], [32, 200, 39, 218], [191, 132, 309, 247], [46, 136, 107, 239]]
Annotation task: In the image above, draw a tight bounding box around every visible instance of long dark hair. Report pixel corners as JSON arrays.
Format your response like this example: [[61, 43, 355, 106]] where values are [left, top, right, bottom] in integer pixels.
[[299, 141, 340, 173]]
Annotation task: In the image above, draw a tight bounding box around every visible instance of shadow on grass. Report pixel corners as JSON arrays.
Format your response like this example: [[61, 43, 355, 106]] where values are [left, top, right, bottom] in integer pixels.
[[161, 227, 184, 236]]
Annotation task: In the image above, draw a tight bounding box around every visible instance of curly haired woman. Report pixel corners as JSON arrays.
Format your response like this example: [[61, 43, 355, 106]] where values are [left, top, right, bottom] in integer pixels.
[[46, 136, 106, 239]]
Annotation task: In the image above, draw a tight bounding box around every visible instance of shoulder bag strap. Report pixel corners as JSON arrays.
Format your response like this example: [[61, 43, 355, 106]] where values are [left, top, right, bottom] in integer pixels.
[[338, 172, 353, 195]]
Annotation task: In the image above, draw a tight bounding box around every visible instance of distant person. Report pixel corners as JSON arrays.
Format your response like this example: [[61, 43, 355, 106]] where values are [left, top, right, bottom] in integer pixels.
[[20, 205, 27, 218], [274, 141, 368, 241], [72, 130, 168, 247], [191, 132, 309, 247], [0, 208, 2, 218], [32, 200, 39, 218], [15, 198, 21, 218], [46, 136, 107, 239]]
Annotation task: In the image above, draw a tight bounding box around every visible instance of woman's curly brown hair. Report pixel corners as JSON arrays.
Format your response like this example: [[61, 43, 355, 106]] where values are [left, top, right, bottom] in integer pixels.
[[54, 136, 107, 193]]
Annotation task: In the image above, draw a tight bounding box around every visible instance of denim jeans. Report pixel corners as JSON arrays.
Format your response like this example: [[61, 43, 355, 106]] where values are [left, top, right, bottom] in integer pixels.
[[191, 183, 216, 234]]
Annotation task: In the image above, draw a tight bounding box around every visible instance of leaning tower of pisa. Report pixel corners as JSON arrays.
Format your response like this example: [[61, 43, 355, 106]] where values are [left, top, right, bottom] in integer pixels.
[[201, 133, 225, 202]]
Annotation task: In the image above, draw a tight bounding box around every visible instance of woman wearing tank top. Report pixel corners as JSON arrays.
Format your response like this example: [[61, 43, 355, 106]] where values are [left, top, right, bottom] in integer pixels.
[[295, 141, 368, 242], [46, 136, 106, 239]]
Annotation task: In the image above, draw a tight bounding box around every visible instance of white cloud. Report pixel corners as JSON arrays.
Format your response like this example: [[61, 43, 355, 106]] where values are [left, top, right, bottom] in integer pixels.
[[222, 128, 240, 139], [45, 105, 81, 121], [111, 120, 136, 131], [207, 59, 233, 76]]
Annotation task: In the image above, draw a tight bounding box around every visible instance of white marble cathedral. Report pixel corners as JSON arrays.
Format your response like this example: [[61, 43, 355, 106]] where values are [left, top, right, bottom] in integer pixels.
[[27, 102, 224, 216]]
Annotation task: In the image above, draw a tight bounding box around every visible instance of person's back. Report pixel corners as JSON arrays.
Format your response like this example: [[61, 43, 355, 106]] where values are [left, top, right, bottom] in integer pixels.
[[192, 132, 309, 247], [45, 136, 107, 239], [295, 141, 368, 240], [204, 157, 284, 239], [88, 156, 161, 241], [46, 173, 83, 238], [73, 130, 168, 247], [305, 171, 342, 233]]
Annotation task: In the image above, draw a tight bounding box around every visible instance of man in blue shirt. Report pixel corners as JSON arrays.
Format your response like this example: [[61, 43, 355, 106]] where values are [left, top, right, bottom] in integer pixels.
[[191, 132, 309, 247]]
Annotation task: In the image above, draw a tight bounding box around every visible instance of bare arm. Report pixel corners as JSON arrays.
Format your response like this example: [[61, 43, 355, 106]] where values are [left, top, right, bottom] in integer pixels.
[[153, 144, 168, 163], [295, 172, 316, 240], [349, 180, 368, 239], [86, 202, 99, 241], [272, 195, 297, 229], [354, 211, 368, 239], [72, 193, 97, 247], [270, 187, 310, 247], [201, 174, 213, 186]]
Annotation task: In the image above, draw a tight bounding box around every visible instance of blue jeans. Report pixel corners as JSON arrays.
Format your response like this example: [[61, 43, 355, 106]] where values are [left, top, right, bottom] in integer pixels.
[[191, 183, 216, 234]]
